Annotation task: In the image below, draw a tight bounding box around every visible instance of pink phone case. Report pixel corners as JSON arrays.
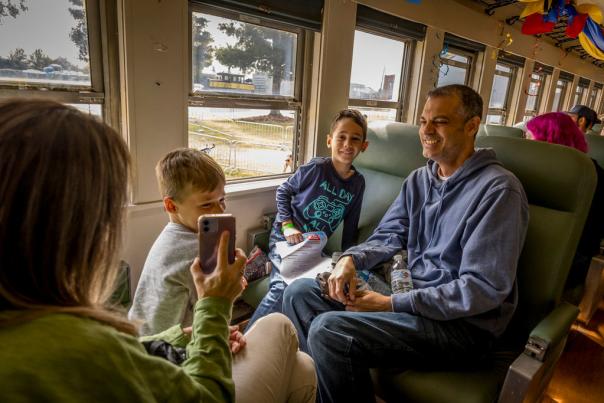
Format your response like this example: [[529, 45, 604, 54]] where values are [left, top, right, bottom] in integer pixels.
[[198, 214, 236, 274]]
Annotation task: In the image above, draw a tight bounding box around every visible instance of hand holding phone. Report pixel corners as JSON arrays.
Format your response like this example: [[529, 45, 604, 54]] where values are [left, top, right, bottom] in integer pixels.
[[190, 231, 246, 302], [198, 214, 236, 274]]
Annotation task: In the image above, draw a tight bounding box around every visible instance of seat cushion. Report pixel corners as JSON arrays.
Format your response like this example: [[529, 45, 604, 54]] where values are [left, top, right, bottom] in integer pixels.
[[372, 350, 517, 403]]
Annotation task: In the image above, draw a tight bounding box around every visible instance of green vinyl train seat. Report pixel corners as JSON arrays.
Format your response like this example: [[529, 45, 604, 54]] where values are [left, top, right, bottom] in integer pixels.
[[577, 133, 604, 324], [477, 124, 525, 139], [364, 128, 595, 403], [321, 122, 594, 403]]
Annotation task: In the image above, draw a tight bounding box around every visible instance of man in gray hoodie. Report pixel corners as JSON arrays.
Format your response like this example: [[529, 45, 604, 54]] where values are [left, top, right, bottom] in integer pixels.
[[282, 84, 529, 403]]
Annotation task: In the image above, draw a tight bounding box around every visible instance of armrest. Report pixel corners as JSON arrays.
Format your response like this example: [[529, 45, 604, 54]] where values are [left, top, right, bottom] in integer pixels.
[[525, 302, 579, 362], [498, 302, 578, 403]]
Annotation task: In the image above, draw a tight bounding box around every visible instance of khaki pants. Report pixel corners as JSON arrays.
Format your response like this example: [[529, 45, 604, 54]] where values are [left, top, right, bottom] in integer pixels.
[[232, 313, 317, 403]]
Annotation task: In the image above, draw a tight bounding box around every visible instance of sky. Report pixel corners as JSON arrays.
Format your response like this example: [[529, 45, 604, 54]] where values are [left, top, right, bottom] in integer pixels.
[[0, 0, 85, 67]]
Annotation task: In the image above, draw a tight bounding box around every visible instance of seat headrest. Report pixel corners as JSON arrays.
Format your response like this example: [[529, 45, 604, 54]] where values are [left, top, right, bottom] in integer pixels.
[[586, 134, 604, 169], [476, 136, 595, 213], [356, 121, 425, 177]]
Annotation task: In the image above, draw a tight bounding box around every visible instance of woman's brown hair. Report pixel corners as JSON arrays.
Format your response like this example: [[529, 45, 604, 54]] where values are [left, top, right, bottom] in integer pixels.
[[0, 99, 136, 334]]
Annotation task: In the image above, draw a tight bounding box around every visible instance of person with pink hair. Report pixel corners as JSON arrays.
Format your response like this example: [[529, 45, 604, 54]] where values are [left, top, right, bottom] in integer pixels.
[[526, 112, 588, 152], [526, 112, 604, 299]]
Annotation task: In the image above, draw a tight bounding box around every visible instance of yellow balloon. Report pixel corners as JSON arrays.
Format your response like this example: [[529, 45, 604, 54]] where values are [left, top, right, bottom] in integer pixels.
[[579, 33, 604, 60], [520, 1, 547, 19], [576, 4, 603, 24]]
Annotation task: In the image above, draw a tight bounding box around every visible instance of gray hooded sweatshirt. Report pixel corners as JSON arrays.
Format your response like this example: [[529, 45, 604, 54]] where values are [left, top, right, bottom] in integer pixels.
[[345, 148, 529, 337]]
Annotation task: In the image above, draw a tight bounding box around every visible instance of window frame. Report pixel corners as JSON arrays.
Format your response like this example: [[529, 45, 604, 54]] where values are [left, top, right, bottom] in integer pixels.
[[0, 0, 114, 122], [437, 46, 475, 88], [347, 27, 416, 122], [187, 2, 310, 183], [552, 79, 570, 112], [523, 70, 547, 120], [574, 80, 589, 106], [486, 61, 517, 125]]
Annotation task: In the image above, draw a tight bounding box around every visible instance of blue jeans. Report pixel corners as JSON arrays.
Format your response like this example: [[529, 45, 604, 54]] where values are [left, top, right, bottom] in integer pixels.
[[282, 278, 494, 403], [245, 228, 287, 331]]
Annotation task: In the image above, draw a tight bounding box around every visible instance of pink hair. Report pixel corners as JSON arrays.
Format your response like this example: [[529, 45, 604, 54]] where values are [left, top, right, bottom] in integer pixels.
[[526, 112, 588, 153]]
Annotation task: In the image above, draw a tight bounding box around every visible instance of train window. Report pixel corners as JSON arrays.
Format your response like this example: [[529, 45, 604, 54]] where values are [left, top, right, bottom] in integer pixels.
[[437, 48, 473, 87], [189, 5, 306, 181], [188, 107, 295, 179], [0, 0, 108, 119], [523, 72, 546, 121], [574, 78, 590, 106], [348, 30, 409, 121], [587, 86, 600, 110], [552, 79, 569, 111], [486, 62, 516, 125]]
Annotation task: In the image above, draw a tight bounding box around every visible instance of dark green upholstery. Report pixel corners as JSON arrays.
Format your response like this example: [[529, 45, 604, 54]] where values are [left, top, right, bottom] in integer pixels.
[[325, 122, 424, 253], [586, 133, 604, 167], [110, 261, 132, 309], [477, 124, 525, 138], [337, 124, 595, 403]]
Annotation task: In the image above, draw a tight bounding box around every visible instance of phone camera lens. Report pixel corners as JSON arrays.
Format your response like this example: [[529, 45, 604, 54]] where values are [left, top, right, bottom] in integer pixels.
[[203, 220, 209, 225]]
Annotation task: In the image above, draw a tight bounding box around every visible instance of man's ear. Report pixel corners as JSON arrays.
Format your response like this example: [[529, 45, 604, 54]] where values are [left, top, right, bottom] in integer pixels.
[[163, 196, 178, 214], [326, 134, 332, 148], [466, 116, 480, 137]]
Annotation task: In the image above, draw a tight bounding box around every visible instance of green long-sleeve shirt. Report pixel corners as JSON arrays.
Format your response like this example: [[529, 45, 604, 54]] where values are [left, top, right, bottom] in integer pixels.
[[0, 297, 234, 402]]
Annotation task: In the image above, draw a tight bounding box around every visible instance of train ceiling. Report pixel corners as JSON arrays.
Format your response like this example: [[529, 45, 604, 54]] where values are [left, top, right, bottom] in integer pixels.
[[469, 0, 604, 68]]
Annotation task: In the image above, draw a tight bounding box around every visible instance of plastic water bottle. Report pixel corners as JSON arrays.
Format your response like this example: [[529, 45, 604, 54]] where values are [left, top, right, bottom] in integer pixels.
[[390, 254, 413, 294]]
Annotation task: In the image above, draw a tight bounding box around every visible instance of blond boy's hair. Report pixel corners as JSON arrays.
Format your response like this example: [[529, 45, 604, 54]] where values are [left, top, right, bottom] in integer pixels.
[[156, 148, 225, 201]]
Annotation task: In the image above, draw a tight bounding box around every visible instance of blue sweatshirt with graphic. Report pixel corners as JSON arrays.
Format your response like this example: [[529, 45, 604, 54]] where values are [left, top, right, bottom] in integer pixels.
[[274, 157, 365, 251], [345, 149, 529, 337]]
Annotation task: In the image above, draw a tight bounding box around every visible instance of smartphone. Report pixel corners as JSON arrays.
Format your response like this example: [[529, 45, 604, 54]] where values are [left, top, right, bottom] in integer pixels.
[[198, 214, 236, 274]]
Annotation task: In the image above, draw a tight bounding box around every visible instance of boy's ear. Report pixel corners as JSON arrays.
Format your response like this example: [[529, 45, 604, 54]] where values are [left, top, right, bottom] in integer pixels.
[[163, 197, 178, 214], [326, 134, 332, 148], [361, 141, 369, 152]]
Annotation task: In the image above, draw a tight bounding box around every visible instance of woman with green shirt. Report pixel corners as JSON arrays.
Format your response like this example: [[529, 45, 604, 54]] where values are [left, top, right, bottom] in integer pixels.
[[0, 100, 316, 403]]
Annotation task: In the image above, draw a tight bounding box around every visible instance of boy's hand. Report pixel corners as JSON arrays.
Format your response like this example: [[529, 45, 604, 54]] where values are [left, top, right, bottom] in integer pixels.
[[228, 325, 246, 354], [328, 255, 357, 304], [282, 222, 304, 244], [190, 231, 246, 303]]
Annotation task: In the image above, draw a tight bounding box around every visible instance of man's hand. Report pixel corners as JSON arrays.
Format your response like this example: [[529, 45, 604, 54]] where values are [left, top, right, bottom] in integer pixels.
[[282, 221, 304, 244], [328, 255, 357, 304], [228, 325, 246, 354], [345, 290, 392, 312]]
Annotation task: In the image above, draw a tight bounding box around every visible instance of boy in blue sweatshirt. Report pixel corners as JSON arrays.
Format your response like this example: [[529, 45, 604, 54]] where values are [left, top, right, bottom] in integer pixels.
[[283, 85, 529, 403], [246, 109, 369, 329]]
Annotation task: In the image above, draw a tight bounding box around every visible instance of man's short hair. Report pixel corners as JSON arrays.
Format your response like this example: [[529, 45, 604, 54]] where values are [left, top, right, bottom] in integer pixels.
[[330, 109, 368, 141], [427, 84, 483, 121], [566, 105, 601, 129], [156, 148, 225, 201]]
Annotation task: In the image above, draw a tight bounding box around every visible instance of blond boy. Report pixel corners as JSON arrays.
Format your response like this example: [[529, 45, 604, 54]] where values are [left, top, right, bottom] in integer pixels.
[[129, 148, 226, 335]]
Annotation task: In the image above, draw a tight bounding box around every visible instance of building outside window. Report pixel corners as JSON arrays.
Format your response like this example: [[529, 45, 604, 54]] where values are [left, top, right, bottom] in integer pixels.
[[189, 4, 309, 180]]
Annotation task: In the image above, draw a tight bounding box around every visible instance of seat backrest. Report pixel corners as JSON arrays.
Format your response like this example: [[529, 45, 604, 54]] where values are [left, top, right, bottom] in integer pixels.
[[586, 133, 604, 168], [325, 121, 425, 252], [476, 136, 596, 337], [481, 124, 525, 138]]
